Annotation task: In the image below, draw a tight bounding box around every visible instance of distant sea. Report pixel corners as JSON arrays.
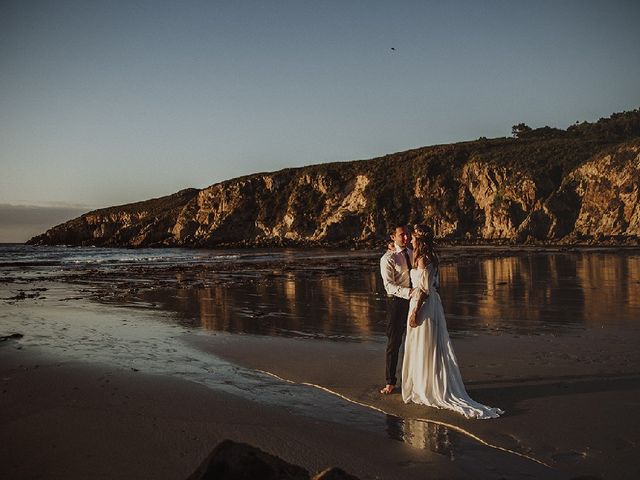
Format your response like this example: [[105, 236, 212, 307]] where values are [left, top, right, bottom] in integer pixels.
[[0, 243, 374, 271], [0, 243, 277, 268]]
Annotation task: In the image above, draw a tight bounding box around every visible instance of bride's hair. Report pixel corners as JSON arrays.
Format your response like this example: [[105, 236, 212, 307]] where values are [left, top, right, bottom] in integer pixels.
[[412, 224, 438, 268]]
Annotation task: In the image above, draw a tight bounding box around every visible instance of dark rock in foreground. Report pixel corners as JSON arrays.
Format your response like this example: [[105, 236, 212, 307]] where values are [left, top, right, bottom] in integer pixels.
[[187, 440, 359, 480], [0, 333, 24, 342], [312, 467, 360, 480], [186, 439, 308, 480]]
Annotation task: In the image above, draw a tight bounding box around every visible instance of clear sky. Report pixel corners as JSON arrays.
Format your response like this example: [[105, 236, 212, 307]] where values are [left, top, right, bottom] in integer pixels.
[[1, 0, 639, 242]]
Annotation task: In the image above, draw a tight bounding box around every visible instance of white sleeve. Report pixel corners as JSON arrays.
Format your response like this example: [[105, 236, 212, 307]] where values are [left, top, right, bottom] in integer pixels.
[[408, 267, 430, 317], [380, 254, 411, 299], [418, 267, 430, 296]]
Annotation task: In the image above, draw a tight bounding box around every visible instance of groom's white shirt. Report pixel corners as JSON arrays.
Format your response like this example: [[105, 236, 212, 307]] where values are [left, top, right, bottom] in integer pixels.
[[380, 245, 412, 299]]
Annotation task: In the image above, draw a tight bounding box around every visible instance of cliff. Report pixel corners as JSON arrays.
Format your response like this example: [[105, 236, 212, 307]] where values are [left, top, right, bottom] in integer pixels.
[[27, 109, 640, 247], [27, 188, 200, 247]]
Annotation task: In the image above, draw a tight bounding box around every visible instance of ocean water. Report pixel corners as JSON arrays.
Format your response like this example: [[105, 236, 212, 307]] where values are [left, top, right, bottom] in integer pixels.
[[2, 244, 639, 338], [0, 243, 305, 268]]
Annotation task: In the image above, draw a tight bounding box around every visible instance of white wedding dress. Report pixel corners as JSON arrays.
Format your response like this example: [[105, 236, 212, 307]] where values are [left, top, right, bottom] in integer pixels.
[[402, 264, 504, 419]]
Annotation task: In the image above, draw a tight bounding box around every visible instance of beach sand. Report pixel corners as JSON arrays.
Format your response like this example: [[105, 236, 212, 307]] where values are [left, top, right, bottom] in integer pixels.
[[185, 329, 640, 480], [2, 327, 638, 479], [1, 344, 553, 480]]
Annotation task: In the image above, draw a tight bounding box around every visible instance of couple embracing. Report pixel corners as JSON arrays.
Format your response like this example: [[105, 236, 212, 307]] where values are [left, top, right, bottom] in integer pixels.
[[380, 223, 503, 420]]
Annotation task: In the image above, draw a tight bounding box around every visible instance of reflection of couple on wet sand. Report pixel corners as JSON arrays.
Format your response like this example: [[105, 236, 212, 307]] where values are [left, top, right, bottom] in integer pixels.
[[380, 223, 503, 419]]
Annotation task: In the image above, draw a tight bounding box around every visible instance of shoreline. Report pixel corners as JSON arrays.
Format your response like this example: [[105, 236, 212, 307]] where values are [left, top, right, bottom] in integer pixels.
[[184, 329, 640, 480], [0, 344, 562, 480], [3, 325, 638, 479], [0, 281, 565, 480], [12, 241, 640, 250]]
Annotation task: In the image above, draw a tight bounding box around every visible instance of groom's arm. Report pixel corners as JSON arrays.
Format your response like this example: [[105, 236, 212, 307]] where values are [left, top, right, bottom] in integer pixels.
[[380, 254, 411, 299]]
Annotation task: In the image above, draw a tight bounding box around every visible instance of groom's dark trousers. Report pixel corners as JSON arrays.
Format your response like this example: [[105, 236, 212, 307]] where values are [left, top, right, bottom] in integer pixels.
[[385, 295, 410, 386]]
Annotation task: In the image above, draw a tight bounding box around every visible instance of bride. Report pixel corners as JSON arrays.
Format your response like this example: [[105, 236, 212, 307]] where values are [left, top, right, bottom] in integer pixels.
[[401, 224, 504, 419]]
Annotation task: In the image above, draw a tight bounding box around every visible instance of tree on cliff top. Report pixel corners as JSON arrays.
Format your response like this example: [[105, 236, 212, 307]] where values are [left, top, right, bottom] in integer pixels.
[[512, 123, 532, 138]]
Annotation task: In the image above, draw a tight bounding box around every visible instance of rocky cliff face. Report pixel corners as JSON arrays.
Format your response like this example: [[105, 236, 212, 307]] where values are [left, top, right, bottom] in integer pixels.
[[563, 143, 640, 240], [27, 112, 640, 247], [459, 142, 640, 243], [28, 188, 200, 247]]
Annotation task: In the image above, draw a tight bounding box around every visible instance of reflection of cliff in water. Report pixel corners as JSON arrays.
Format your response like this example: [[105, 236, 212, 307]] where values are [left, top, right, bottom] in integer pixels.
[[440, 255, 584, 332], [141, 270, 385, 339], [137, 253, 639, 338], [577, 254, 640, 324], [440, 253, 639, 332]]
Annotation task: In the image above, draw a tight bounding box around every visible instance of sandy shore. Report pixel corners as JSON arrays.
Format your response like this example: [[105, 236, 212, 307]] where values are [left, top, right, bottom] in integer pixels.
[[185, 329, 640, 480], [1, 343, 560, 480], [3, 327, 637, 479]]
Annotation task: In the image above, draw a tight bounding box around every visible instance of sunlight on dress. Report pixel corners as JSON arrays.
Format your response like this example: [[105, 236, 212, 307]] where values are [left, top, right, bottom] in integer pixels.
[[402, 264, 504, 419]]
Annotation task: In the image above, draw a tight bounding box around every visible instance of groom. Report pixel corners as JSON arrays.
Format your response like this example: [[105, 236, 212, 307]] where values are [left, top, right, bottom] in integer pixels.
[[379, 224, 413, 395]]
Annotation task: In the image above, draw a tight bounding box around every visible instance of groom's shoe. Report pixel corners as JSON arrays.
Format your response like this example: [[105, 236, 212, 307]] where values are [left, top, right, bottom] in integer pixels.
[[380, 384, 395, 395]]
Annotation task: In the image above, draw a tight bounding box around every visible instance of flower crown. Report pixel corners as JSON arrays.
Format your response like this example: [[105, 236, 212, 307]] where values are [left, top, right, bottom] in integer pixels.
[[413, 224, 434, 241]]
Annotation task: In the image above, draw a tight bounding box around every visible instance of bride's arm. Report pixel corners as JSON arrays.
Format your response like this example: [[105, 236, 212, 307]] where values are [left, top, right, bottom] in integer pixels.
[[408, 260, 430, 327]]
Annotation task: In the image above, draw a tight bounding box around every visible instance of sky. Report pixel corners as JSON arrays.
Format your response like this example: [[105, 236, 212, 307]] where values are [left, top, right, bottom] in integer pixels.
[[1, 0, 639, 242]]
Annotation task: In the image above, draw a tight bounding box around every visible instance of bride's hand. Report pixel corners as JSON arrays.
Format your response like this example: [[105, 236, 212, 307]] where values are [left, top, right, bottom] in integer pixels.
[[408, 312, 417, 328]]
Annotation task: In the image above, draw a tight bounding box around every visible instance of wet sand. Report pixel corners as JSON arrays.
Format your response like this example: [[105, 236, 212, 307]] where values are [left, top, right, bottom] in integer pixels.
[[0, 345, 561, 480], [3, 329, 637, 480], [185, 330, 640, 480]]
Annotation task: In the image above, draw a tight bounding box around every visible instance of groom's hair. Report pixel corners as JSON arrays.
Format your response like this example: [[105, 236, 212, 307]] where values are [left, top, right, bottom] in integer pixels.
[[388, 223, 409, 236]]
